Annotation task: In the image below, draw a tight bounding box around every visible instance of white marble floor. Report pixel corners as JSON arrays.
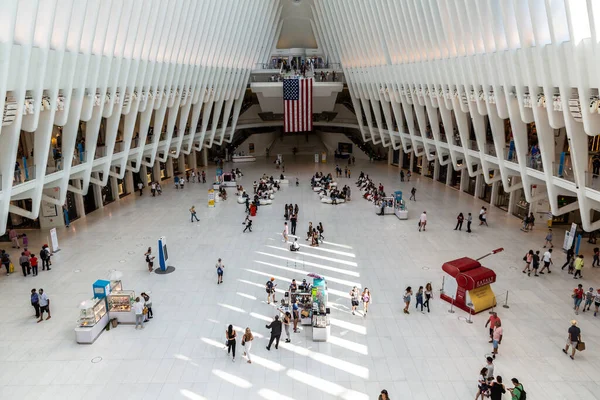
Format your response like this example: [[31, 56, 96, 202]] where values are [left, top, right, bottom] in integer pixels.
[[0, 156, 599, 400]]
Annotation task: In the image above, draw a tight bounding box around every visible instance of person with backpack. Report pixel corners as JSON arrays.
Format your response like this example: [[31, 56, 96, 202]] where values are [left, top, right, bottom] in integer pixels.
[[144, 247, 154, 272], [508, 378, 526, 400], [266, 277, 277, 304], [40, 245, 51, 271], [409, 187, 416, 201]]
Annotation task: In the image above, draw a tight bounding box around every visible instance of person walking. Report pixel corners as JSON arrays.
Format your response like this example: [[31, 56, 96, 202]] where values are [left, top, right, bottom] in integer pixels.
[[522, 250, 533, 275], [415, 286, 424, 312], [145, 247, 154, 272], [282, 222, 289, 243], [226, 324, 237, 362], [475, 367, 490, 400], [481, 207, 488, 226], [265, 315, 282, 351], [573, 284, 584, 314], [491, 320, 503, 358], [466, 212, 473, 233], [361, 288, 371, 316], [594, 288, 600, 316], [562, 320, 581, 360], [216, 258, 224, 284], [531, 250, 540, 277], [423, 282, 433, 313], [189, 206, 200, 222], [151, 182, 156, 197], [201, 170, 206, 183], [583, 287, 595, 312], [592, 247, 600, 267], [350, 286, 360, 315], [410, 187, 416, 201], [543, 229, 554, 248], [30, 253, 38, 276], [9, 228, 20, 248], [242, 327, 254, 363], [243, 217, 253, 233], [484, 356, 495, 380], [292, 301, 300, 332], [479, 206, 485, 225], [133, 296, 144, 329], [403, 287, 413, 314], [400, 170, 405, 182], [407, 170, 411, 181], [290, 213, 297, 235], [137, 181, 144, 196], [539, 249, 553, 274], [418, 211, 427, 232], [562, 247, 575, 270], [19, 252, 30, 277], [40, 245, 51, 271], [266, 277, 277, 304], [573, 255, 584, 279], [485, 312, 501, 343], [1, 250, 11, 276], [141, 292, 153, 320], [306, 222, 313, 241], [508, 378, 526, 400], [454, 213, 464, 231], [31, 288, 40, 319], [284, 203, 289, 220], [38, 288, 51, 323]]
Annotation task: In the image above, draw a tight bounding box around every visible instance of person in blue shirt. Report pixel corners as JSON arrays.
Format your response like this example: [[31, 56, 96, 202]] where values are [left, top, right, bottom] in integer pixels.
[[31, 288, 40, 318]]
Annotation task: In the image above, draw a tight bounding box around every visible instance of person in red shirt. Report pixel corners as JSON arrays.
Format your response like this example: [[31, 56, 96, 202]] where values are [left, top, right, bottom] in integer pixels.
[[29, 254, 38, 276], [485, 312, 501, 343], [573, 284, 584, 314]]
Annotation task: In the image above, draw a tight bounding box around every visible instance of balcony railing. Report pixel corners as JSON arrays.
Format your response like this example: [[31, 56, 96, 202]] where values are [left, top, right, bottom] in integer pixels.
[[13, 165, 36, 185], [525, 154, 543, 172], [46, 158, 63, 174], [552, 161, 575, 183]]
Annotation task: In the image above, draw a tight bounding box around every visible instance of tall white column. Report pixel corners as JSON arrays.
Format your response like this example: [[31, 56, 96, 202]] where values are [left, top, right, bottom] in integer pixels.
[[166, 157, 174, 178], [153, 159, 160, 182], [433, 158, 440, 181], [446, 165, 453, 186], [202, 148, 208, 167], [125, 169, 134, 195], [475, 174, 482, 196], [490, 181, 499, 206]]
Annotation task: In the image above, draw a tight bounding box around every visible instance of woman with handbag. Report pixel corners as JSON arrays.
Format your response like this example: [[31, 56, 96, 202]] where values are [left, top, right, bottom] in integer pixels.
[[141, 292, 153, 321], [242, 327, 254, 364]]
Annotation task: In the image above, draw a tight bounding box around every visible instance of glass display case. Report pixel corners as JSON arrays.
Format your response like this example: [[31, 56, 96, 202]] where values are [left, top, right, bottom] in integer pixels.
[[108, 290, 135, 312], [110, 280, 122, 292], [78, 298, 107, 327]]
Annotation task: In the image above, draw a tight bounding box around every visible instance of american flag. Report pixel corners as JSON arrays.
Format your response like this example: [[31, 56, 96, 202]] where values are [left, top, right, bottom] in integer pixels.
[[283, 77, 313, 132]]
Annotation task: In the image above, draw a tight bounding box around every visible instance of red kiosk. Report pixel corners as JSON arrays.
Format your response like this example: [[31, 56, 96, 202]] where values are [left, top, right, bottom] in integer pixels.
[[440, 248, 502, 314]]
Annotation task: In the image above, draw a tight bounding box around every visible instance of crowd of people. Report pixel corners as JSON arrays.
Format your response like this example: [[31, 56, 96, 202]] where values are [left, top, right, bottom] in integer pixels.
[[311, 172, 351, 203], [1, 244, 52, 277]]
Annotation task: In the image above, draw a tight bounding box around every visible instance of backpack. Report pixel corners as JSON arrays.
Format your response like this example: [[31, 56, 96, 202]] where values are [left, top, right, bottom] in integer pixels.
[[266, 281, 273, 293], [514, 386, 526, 400], [40, 249, 46, 259]]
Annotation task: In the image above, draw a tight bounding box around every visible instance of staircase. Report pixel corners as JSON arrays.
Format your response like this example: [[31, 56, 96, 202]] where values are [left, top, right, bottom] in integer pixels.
[[268, 132, 327, 155]]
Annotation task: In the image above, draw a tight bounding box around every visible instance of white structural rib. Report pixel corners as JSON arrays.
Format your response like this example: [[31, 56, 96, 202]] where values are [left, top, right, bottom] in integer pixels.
[[0, 0, 280, 231], [313, 0, 600, 231]]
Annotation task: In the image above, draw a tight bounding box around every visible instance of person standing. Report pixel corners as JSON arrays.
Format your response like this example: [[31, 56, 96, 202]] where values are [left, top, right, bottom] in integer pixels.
[[573, 284, 584, 314], [290, 213, 297, 235], [1, 250, 11, 275], [266, 277, 277, 304], [31, 288, 40, 319], [282, 222, 289, 243], [40, 245, 51, 271], [400, 170, 405, 182], [543, 229, 554, 248], [226, 324, 237, 362], [454, 213, 464, 231], [201, 170, 206, 183], [361, 288, 371, 316], [418, 211, 427, 232], [539, 249, 553, 274], [592, 247, 600, 267], [485, 357, 495, 380], [189, 206, 200, 222], [292, 301, 300, 332], [531, 250, 540, 277], [265, 315, 282, 351], [30, 253, 38, 276], [403, 287, 412, 314], [475, 367, 489, 400], [9, 228, 20, 249], [242, 327, 254, 364], [563, 320, 581, 360], [573, 255, 584, 279], [379, 389, 390, 400], [594, 288, 600, 316], [145, 247, 154, 272], [562, 247, 575, 270], [485, 312, 501, 343], [491, 320, 503, 358], [466, 212, 473, 233], [216, 258, 224, 284], [280, 310, 292, 343], [522, 250, 533, 275], [407, 170, 411, 181], [63, 205, 70, 228], [489, 376, 506, 400], [479, 206, 485, 225], [415, 286, 424, 312], [508, 378, 526, 400], [306, 222, 313, 241], [137, 181, 143, 196], [423, 282, 433, 313], [410, 187, 416, 201], [141, 292, 153, 320], [151, 182, 156, 197], [19, 252, 30, 277], [350, 286, 360, 315], [38, 288, 50, 322], [133, 296, 144, 329]]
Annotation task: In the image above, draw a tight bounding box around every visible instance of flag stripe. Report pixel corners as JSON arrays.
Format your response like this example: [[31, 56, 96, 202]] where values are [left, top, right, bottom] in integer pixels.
[[283, 77, 313, 133]]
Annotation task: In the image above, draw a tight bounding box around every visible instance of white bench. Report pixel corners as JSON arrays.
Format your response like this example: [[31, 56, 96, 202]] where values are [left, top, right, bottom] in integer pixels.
[[320, 198, 345, 204], [259, 199, 273, 205]]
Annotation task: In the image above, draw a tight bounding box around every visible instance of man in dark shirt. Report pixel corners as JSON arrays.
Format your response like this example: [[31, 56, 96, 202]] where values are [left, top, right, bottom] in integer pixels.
[[265, 315, 282, 350], [563, 320, 581, 359]]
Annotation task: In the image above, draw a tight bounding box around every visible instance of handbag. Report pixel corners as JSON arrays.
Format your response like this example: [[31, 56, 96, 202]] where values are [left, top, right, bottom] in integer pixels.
[[576, 341, 586, 351], [523, 255, 527, 261]]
